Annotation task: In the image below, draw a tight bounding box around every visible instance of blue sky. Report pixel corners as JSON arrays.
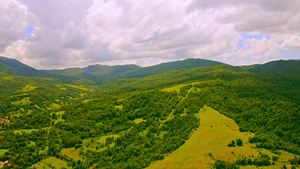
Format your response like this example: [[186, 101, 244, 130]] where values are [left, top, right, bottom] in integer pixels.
[[22, 26, 36, 40], [238, 34, 271, 49]]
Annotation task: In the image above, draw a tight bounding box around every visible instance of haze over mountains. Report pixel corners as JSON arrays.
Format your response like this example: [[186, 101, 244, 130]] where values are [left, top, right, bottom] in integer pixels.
[[1, 56, 299, 84]]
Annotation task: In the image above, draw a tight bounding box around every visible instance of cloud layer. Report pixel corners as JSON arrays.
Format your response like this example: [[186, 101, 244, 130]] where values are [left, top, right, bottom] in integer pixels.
[[1, 0, 300, 69]]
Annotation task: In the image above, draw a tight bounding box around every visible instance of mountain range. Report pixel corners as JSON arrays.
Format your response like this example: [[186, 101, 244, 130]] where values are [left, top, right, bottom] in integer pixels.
[[0, 56, 299, 84]]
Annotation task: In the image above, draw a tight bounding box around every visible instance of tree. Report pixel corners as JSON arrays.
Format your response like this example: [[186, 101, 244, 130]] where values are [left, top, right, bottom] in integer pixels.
[[228, 140, 236, 147], [236, 139, 243, 146]]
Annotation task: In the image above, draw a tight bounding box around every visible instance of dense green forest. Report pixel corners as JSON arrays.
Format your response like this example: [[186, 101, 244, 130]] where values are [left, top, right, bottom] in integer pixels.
[[0, 58, 299, 168]]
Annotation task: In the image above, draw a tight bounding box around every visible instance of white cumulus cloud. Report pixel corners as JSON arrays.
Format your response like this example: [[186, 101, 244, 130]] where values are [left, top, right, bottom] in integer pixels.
[[281, 36, 300, 50], [0, 0, 299, 69]]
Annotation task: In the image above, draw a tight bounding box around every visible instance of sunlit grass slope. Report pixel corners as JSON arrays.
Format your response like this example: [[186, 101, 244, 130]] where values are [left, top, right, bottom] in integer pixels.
[[148, 106, 295, 169]]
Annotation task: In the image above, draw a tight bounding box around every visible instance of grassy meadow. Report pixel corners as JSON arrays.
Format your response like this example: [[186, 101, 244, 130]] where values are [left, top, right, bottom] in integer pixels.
[[148, 106, 296, 169]]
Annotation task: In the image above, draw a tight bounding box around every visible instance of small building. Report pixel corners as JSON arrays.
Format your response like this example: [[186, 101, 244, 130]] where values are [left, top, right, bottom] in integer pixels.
[[0, 118, 9, 124]]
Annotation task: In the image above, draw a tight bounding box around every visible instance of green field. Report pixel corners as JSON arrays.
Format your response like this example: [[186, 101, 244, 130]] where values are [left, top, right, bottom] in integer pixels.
[[148, 106, 296, 169]]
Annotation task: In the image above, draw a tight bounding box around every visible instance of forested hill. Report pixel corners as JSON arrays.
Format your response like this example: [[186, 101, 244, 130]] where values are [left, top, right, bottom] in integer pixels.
[[41, 64, 140, 82], [117, 58, 225, 78], [0, 56, 81, 83], [0, 62, 299, 168], [0, 56, 39, 76], [248, 59, 300, 75]]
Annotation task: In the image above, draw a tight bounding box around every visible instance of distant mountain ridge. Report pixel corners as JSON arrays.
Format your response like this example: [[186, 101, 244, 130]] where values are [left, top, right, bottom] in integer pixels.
[[42, 58, 225, 81], [1, 56, 299, 84]]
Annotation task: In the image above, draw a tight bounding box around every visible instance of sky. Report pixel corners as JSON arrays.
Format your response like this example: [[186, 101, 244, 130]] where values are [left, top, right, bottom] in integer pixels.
[[1, 0, 300, 69]]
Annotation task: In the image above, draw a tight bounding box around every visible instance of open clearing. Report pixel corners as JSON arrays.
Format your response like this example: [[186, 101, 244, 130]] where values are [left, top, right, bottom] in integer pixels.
[[161, 84, 190, 93], [11, 97, 31, 105], [48, 103, 61, 109], [13, 129, 39, 134], [0, 149, 8, 155], [147, 106, 296, 169], [31, 157, 69, 169], [21, 85, 37, 92], [62, 148, 82, 161], [133, 118, 146, 124], [66, 84, 91, 91], [13, 127, 51, 134]]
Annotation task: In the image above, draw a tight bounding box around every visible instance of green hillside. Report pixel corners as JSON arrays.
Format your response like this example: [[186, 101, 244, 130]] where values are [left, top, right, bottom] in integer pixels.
[[0, 58, 299, 169], [249, 60, 300, 75], [0, 56, 39, 76], [0, 62, 17, 74], [0, 72, 92, 118]]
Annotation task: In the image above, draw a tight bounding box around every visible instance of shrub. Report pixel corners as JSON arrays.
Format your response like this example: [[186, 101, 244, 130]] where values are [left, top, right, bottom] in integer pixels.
[[75, 144, 81, 149]]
